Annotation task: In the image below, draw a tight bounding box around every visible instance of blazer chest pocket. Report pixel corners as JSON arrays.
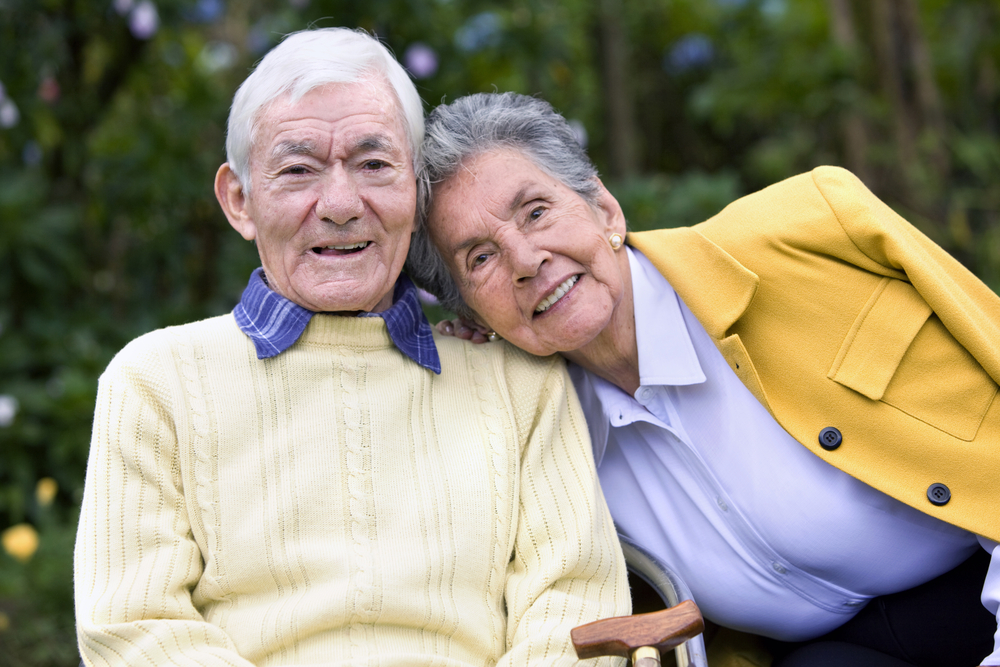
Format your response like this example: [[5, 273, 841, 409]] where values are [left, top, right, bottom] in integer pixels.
[[828, 277, 997, 441]]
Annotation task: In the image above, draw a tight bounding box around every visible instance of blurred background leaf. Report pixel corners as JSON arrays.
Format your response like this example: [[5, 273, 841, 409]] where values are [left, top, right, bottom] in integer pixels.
[[1, 0, 998, 663]]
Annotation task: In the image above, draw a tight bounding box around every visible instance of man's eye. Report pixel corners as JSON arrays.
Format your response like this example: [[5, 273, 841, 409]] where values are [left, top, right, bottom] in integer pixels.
[[363, 160, 387, 170], [283, 165, 308, 175]]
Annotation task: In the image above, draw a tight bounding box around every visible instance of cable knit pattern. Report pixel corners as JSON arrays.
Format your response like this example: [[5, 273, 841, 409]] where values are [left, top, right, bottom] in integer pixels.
[[467, 341, 512, 645], [75, 313, 629, 667]]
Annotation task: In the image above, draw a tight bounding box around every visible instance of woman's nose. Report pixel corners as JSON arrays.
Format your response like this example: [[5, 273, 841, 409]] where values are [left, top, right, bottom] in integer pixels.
[[509, 237, 550, 283], [316, 167, 364, 224]]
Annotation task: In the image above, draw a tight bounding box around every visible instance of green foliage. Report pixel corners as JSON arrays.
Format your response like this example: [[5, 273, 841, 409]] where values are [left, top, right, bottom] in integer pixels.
[[0, 0, 998, 664], [609, 170, 743, 232]]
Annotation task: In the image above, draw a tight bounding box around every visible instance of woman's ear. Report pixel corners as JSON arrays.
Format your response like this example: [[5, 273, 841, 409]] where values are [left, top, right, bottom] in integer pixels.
[[215, 163, 257, 241], [591, 177, 628, 237]]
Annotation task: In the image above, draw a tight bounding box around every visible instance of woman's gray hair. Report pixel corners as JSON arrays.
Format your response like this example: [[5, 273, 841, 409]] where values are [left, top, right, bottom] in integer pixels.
[[406, 92, 600, 318], [225, 27, 424, 196]]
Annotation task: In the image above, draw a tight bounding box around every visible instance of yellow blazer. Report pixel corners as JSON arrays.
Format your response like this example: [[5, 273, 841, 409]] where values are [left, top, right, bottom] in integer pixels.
[[629, 166, 1000, 543]]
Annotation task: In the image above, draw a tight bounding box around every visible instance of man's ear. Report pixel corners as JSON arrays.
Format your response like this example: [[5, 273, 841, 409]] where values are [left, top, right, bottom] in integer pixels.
[[215, 163, 256, 241], [591, 177, 627, 237]]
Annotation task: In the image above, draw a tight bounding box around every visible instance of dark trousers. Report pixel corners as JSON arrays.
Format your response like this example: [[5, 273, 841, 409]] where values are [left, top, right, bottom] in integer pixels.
[[769, 548, 995, 667]]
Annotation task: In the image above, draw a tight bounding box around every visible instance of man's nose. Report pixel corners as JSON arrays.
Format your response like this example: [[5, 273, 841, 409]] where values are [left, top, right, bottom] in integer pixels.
[[316, 166, 364, 224]]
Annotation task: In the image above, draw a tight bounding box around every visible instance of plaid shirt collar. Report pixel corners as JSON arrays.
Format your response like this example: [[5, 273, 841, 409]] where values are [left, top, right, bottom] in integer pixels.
[[233, 268, 441, 374]]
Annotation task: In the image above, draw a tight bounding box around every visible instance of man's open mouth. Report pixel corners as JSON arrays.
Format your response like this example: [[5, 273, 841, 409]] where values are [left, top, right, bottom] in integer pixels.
[[312, 242, 369, 255]]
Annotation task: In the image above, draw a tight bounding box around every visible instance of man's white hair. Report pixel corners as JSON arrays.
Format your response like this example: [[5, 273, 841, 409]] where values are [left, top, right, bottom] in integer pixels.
[[225, 27, 424, 195]]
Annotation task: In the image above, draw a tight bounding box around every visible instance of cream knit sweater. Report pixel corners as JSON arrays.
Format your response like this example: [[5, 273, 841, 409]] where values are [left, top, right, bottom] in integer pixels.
[[75, 313, 629, 666]]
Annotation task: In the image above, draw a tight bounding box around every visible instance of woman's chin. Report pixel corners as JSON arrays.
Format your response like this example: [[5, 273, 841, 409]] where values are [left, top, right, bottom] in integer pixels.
[[511, 320, 609, 357]]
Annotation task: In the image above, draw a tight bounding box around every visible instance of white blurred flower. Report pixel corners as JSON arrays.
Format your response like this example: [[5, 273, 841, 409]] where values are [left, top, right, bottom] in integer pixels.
[[197, 41, 238, 73], [0, 395, 18, 427], [417, 288, 439, 306], [0, 99, 19, 129], [129, 0, 159, 39], [568, 119, 588, 149]]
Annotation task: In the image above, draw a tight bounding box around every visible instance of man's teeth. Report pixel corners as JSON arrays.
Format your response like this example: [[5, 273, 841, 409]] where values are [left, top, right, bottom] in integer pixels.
[[326, 241, 368, 250], [535, 276, 578, 313]]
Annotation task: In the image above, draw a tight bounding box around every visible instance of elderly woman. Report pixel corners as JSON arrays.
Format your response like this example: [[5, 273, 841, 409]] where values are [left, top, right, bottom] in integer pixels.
[[405, 92, 1000, 667]]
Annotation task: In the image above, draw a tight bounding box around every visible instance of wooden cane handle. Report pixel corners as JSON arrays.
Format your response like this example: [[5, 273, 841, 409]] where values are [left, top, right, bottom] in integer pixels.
[[571, 599, 704, 659]]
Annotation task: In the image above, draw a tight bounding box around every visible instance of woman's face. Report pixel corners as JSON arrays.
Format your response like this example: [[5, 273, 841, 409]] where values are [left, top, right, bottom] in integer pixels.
[[427, 149, 629, 357]]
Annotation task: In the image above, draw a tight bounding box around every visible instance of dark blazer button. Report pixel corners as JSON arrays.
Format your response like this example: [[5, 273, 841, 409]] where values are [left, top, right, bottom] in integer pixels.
[[819, 427, 842, 450], [927, 483, 951, 506]]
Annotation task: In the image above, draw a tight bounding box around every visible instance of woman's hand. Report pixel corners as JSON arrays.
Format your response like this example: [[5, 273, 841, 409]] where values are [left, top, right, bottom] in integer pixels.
[[435, 317, 496, 344]]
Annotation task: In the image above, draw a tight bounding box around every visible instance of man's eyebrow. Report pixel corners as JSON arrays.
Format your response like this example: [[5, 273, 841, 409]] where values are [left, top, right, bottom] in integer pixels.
[[270, 140, 318, 161], [351, 133, 401, 155]]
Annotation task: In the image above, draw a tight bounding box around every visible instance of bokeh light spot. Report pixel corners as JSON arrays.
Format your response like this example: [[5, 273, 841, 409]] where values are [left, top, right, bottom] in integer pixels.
[[2, 524, 39, 563], [404, 43, 438, 79], [129, 1, 160, 40], [0, 395, 18, 427]]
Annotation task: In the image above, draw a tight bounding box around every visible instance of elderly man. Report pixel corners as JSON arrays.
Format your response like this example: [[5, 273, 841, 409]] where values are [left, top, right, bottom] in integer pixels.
[[74, 28, 628, 666]]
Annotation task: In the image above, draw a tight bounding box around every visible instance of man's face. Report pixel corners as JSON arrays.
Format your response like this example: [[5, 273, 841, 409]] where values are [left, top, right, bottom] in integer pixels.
[[216, 78, 417, 313]]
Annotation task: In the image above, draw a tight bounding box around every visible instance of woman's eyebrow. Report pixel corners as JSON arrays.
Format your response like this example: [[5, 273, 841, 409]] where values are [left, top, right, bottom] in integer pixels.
[[450, 186, 531, 257]]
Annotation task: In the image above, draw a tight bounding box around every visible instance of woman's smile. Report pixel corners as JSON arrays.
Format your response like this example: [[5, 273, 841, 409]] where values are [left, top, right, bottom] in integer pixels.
[[534, 275, 580, 315]]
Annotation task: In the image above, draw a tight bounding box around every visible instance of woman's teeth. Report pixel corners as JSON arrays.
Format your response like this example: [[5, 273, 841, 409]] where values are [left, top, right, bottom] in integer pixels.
[[535, 276, 578, 313]]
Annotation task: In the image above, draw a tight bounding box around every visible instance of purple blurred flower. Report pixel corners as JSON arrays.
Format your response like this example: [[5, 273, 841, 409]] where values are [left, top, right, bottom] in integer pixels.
[[186, 0, 224, 23], [404, 43, 438, 79], [247, 25, 272, 54], [22, 141, 42, 166], [129, 1, 160, 40], [665, 33, 714, 73]]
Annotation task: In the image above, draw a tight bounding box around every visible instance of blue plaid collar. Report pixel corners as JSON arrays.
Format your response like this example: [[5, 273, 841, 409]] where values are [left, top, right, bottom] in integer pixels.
[[233, 268, 441, 374]]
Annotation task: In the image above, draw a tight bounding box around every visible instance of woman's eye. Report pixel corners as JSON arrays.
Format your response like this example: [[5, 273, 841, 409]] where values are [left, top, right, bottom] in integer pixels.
[[471, 253, 489, 267], [528, 206, 545, 221]]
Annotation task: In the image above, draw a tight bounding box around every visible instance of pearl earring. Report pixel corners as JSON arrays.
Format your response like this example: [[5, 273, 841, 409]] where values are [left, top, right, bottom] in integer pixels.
[[608, 233, 624, 250], [486, 331, 500, 342]]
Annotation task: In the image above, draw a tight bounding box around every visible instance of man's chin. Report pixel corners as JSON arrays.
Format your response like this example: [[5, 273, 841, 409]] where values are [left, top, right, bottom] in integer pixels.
[[294, 283, 396, 314]]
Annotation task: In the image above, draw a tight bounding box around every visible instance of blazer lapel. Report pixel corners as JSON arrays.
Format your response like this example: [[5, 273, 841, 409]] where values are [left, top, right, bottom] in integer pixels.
[[628, 227, 776, 415], [627, 227, 759, 340]]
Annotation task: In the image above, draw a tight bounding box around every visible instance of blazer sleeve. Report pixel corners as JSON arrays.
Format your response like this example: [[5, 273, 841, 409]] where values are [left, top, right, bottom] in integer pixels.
[[812, 166, 1000, 386]]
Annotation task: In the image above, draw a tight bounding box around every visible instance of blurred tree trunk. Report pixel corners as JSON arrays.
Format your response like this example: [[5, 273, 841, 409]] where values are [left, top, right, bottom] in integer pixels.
[[825, 0, 871, 184], [869, 0, 951, 214], [870, 0, 919, 179], [897, 0, 950, 176], [597, 0, 638, 178]]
